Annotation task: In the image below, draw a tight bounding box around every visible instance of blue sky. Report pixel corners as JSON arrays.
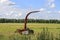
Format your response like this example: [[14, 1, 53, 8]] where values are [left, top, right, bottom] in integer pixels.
[[11, 0, 60, 9], [11, 0, 45, 9], [0, 0, 60, 20]]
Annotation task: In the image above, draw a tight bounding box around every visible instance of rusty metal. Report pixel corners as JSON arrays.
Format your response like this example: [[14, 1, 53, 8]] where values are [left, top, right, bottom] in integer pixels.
[[24, 11, 40, 30], [15, 11, 40, 34]]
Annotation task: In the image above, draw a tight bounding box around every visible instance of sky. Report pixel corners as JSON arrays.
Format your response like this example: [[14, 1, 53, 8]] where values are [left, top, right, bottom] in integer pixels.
[[0, 0, 60, 20]]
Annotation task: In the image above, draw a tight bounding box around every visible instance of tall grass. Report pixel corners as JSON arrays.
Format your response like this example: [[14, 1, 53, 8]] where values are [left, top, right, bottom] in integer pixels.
[[0, 27, 60, 40]]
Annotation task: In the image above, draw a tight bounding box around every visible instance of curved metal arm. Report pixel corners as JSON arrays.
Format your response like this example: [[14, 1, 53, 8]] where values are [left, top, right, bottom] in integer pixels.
[[24, 11, 40, 30]]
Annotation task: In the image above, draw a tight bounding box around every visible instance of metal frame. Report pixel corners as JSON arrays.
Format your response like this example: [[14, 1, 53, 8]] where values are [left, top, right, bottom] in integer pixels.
[[24, 11, 40, 30]]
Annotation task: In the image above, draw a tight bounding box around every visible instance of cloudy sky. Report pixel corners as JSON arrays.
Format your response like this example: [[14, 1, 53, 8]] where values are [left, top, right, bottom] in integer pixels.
[[0, 0, 60, 20]]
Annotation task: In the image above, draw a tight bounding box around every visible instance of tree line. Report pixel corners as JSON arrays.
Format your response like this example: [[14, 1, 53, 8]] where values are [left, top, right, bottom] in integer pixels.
[[0, 18, 60, 23]]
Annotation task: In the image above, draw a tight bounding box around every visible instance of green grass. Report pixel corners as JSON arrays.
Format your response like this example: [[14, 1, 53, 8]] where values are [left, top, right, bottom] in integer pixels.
[[0, 23, 60, 34], [0, 23, 60, 40], [0, 23, 60, 33]]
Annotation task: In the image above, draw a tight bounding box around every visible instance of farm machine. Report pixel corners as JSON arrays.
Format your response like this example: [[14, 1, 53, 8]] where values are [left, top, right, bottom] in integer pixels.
[[15, 11, 40, 34]]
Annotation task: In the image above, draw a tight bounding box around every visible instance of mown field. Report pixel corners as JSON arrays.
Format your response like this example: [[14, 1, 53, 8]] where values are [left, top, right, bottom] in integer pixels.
[[0, 23, 60, 40]]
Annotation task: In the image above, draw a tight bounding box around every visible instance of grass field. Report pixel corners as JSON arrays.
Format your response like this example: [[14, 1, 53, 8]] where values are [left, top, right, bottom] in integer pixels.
[[0, 23, 60, 40], [0, 23, 60, 33]]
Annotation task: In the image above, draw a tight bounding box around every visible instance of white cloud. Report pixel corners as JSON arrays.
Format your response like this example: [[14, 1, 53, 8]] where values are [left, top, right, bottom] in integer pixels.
[[5, 13, 10, 16], [18, 13, 22, 16], [47, 0, 55, 8], [58, 11, 60, 13], [40, 8, 45, 12], [48, 0, 55, 2], [0, 0, 22, 19], [47, 11, 51, 13], [50, 3, 55, 8], [0, 0, 8, 3], [0, 0, 15, 6]]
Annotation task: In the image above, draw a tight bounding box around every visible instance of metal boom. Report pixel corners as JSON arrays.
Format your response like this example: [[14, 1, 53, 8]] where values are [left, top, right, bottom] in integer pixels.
[[24, 11, 40, 30]]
